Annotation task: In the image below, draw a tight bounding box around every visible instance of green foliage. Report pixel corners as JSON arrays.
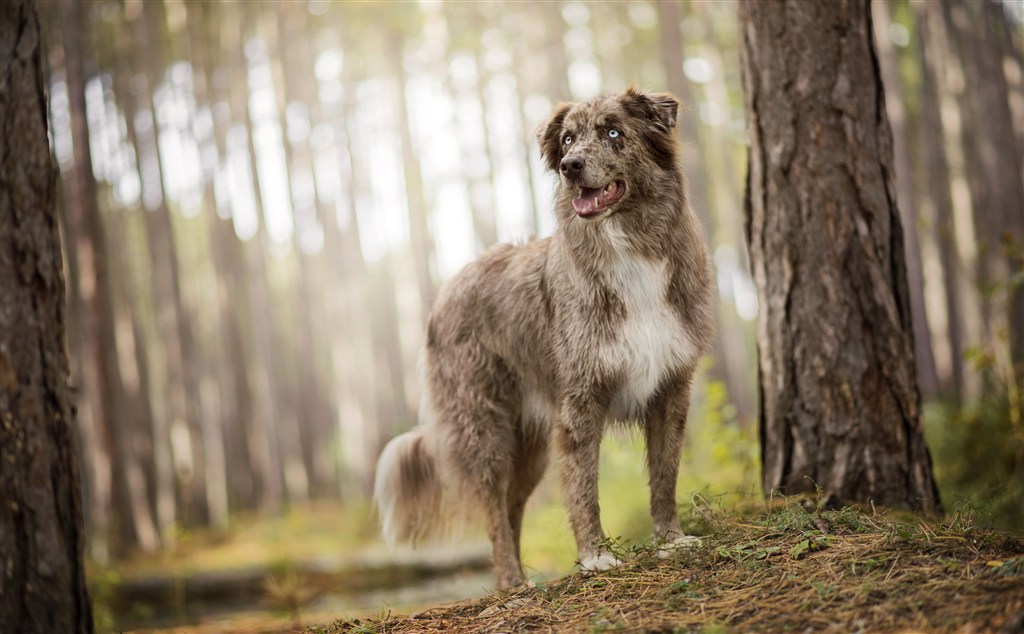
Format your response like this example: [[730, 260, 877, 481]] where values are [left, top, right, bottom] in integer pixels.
[[87, 568, 119, 633], [686, 378, 761, 497], [788, 536, 829, 560], [924, 392, 1024, 533]]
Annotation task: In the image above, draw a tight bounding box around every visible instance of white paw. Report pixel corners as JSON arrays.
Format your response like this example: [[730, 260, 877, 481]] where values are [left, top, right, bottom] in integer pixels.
[[656, 534, 703, 559], [579, 551, 623, 572]]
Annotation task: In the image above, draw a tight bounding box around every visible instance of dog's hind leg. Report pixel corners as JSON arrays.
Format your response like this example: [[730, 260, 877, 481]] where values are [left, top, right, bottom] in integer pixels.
[[644, 373, 701, 555], [451, 425, 523, 589], [507, 423, 549, 567], [439, 351, 525, 590], [482, 487, 525, 590]]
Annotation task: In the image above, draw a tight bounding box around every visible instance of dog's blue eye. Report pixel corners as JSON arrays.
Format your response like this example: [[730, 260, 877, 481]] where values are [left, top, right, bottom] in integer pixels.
[[563, 135, 572, 145], [608, 129, 620, 138]]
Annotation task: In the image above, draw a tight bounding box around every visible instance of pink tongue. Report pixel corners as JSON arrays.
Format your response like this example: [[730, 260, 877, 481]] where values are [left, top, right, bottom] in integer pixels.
[[572, 187, 603, 216]]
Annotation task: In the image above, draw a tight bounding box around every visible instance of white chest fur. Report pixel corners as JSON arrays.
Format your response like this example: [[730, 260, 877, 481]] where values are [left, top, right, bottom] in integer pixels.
[[600, 253, 696, 421]]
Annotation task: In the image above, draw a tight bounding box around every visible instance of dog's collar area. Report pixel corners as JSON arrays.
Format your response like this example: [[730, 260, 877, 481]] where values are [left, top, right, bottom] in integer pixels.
[[572, 180, 625, 217]]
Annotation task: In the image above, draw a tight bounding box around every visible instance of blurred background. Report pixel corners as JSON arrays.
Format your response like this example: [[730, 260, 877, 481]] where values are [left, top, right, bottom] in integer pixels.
[[38, 0, 1022, 631]]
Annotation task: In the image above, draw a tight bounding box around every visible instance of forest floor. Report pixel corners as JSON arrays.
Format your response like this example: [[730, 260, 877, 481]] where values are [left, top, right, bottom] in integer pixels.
[[310, 499, 1024, 634]]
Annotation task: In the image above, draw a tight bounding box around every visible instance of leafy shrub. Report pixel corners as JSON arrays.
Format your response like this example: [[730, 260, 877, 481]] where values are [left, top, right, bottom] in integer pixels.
[[924, 391, 1023, 532]]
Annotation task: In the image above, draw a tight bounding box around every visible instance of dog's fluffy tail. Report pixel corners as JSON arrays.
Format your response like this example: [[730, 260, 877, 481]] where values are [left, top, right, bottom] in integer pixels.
[[373, 428, 446, 546]]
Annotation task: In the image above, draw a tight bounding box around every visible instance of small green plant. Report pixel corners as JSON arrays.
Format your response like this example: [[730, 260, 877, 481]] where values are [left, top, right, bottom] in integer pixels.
[[265, 566, 320, 630], [789, 535, 829, 560]]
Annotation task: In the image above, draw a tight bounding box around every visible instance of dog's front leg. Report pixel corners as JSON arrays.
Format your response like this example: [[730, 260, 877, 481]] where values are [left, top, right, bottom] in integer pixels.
[[645, 374, 702, 556], [556, 398, 621, 572]]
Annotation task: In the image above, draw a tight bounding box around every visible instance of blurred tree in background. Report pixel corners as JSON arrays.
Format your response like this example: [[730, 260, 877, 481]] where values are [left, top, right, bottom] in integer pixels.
[[28, 0, 1022, 579]]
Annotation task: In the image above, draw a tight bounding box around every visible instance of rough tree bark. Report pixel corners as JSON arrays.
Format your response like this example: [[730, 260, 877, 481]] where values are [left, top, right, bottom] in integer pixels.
[[0, 0, 94, 630], [738, 0, 941, 512]]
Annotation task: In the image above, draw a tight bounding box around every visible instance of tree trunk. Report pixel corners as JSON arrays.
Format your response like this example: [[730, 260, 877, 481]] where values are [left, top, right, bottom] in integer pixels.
[[332, 84, 383, 496], [47, 17, 111, 562], [0, 1, 94, 630], [738, 0, 941, 512], [137, 0, 211, 527], [62, 0, 159, 552], [541, 1, 571, 100], [695, 2, 758, 423], [943, 1, 1024, 369], [238, 9, 291, 512], [388, 28, 437, 316], [507, 15, 543, 235], [197, 0, 263, 512], [658, 0, 755, 422], [101, 6, 179, 546], [914, 2, 966, 401], [271, 4, 336, 498], [872, 0, 940, 397]]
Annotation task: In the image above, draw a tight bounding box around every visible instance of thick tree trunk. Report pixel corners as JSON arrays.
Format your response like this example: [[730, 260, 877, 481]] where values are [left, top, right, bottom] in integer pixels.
[[738, 0, 940, 512], [0, 1, 94, 630]]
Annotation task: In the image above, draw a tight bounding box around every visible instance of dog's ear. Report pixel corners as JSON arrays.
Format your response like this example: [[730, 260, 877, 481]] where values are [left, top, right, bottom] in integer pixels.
[[621, 88, 680, 171], [621, 87, 679, 131], [536, 102, 573, 172]]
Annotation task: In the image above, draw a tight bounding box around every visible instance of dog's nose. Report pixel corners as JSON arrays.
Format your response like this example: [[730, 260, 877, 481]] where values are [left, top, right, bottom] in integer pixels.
[[560, 156, 585, 179]]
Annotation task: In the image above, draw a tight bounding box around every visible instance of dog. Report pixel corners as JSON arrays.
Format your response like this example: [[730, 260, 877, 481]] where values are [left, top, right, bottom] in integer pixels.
[[373, 87, 714, 590]]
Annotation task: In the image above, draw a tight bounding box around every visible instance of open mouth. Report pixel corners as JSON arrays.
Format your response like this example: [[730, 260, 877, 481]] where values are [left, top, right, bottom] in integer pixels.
[[572, 180, 625, 218]]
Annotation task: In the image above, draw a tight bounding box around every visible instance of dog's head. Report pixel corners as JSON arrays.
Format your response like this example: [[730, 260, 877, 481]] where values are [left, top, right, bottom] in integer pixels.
[[537, 88, 681, 221]]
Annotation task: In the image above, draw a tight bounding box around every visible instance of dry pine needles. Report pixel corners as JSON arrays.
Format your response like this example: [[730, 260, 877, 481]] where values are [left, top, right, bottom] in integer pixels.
[[312, 498, 1024, 633]]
